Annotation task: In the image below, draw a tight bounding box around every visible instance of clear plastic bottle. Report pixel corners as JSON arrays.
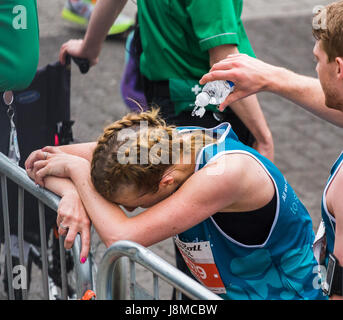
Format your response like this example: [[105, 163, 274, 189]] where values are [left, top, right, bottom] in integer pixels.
[[192, 80, 235, 117]]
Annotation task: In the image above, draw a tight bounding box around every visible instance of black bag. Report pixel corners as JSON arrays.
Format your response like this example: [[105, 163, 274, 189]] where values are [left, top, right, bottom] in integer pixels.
[[0, 60, 74, 247]]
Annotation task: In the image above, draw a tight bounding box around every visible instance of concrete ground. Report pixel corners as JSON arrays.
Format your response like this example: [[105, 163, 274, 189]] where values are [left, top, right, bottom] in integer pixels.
[[1, 0, 340, 299]]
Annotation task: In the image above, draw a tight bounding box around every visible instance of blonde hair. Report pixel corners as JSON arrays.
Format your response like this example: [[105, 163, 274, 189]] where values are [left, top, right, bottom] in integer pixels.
[[91, 109, 215, 201], [312, 1, 343, 62]]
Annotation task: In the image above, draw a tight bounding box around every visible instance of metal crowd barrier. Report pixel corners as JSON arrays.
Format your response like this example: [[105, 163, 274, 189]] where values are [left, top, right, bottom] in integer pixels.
[[96, 240, 222, 300], [0, 150, 221, 300], [0, 152, 95, 300]]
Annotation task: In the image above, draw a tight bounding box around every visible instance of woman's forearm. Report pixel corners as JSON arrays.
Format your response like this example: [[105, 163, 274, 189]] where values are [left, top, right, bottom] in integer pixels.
[[68, 166, 188, 248], [55, 142, 97, 162], [43, 176, 77, 198], [69, 167, 129, 247], [82, 0, 128, 59], [70, 172, 180, 248]]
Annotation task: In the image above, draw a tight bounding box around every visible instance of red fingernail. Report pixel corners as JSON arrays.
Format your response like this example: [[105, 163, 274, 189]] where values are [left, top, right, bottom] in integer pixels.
[[81, 257, 86, 264]]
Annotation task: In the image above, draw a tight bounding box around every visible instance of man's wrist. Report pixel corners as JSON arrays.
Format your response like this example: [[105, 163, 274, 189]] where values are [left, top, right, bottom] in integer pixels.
[[263, 65, 286, 94]]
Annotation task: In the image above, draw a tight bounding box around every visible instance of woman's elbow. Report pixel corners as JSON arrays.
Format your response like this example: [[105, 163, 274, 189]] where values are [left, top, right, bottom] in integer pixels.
[[102, 227, 136, 248], [101, 231, 125, 248], [104, 238, 117, 249]]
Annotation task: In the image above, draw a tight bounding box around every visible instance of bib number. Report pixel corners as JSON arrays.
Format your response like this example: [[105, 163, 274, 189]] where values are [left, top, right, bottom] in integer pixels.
[[174, 237, 226, 294]]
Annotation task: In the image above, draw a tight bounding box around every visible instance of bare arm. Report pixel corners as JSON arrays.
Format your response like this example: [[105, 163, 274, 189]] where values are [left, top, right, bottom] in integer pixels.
[[82, 0, 128, 60], [200, 54, 343, 128], [209, 46, 274, 161], [32, 152, 274, 248], [25, 142, 96, 170], [268, 67, 343, 127], [55, 142, 97, 162], [67, 161, 239, 247], [59, 0, 128, 65]]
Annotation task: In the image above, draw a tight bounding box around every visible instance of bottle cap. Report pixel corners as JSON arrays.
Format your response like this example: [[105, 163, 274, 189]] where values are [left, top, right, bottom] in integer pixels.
[[195, 92, 210, 107]]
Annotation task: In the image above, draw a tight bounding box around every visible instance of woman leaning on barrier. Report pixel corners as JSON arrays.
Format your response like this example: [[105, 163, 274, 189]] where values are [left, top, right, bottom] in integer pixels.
[[25, 109, 326, 300]]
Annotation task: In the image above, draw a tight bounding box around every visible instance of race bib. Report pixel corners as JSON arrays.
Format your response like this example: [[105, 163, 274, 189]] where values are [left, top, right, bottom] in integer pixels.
[[174, 236, 226, 294]]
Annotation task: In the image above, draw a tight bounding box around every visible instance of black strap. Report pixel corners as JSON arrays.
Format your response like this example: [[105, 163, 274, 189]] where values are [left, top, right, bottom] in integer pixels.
[[331, 254, 343, 296]]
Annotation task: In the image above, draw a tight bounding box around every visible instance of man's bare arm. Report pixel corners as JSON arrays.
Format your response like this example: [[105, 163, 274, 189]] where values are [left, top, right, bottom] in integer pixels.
[[59, 0, 128, 65], [201, 54, 343, 128]]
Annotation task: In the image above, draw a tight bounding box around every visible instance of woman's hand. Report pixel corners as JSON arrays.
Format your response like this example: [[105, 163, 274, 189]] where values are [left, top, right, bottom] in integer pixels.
[[25, 146, 64, 182], [26, 146, 90, 187], [25, 146, 59, 172], [26, 147, 91, 261], [57, 191, 91, 263]]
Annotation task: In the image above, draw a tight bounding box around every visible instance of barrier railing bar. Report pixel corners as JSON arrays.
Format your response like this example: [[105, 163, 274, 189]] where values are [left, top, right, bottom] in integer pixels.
[[96, 240, 222, 300], [175, 289, 182, 300], [153, 274, 159, 300], [59, 236, 68, 300], [0, 153, 59, 212], [17, 186, 28, 299], [38, 201, 49, 300], [130, 259, 136, 300], [0, 174, 14, 300], [104, 257, 127, 300], [71, 234, 95, 299]]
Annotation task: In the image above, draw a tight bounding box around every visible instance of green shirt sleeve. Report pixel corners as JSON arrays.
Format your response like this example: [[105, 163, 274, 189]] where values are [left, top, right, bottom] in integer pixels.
[[186, 0, 241, 51], [0, 0, 40, 91]]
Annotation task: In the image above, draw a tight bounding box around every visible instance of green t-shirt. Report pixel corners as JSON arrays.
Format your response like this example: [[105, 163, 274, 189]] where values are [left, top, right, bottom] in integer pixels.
[[0, 0, 40, 91], [137, 0, 255, 114], [137, 0, 255, 81]]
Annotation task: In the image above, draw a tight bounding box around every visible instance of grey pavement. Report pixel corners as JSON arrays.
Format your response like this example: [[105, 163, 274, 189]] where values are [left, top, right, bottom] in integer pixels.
[[1, 0, 341, 299]]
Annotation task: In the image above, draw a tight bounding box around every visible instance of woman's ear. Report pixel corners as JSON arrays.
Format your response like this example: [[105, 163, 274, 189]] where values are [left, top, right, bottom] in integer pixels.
[[159, 173, 175, 189]]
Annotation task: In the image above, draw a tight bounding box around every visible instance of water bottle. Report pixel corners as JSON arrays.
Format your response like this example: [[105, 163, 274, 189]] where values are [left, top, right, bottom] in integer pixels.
[[192, 80, 235, 118]]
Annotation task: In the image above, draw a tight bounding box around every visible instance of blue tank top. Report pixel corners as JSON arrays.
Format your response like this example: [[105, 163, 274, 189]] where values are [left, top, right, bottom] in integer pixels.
[[321, 152, 343, 262], [174, 123, 325, 300]]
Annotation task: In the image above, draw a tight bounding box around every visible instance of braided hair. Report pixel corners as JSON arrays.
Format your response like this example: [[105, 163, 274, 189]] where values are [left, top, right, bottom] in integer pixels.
[[91, 108, 215, 202]]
